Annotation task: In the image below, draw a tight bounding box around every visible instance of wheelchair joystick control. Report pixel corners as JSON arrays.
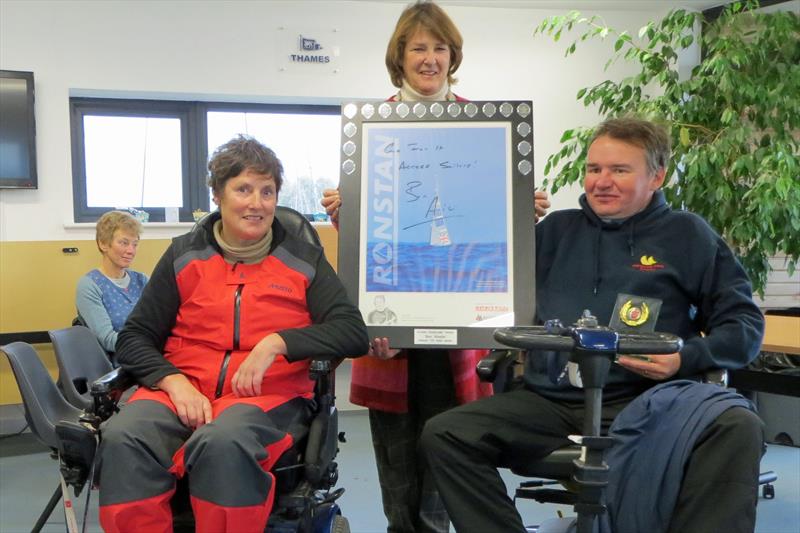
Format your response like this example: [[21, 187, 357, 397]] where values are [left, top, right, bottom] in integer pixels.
[[576, 310, 598, 328]]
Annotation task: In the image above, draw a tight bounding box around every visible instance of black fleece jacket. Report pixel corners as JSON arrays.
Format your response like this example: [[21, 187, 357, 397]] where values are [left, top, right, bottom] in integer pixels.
[[525, 191, 764, 402]]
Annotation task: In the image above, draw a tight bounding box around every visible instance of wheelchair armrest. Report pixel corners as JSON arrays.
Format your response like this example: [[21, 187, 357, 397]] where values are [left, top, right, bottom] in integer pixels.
[[309, 357, 346, 380], [91, 367, 135, 395], [511, 445, 581, 481], [476, 349, 521, 394], [90, 367, 136, 419], [476, 350, 516, 382]]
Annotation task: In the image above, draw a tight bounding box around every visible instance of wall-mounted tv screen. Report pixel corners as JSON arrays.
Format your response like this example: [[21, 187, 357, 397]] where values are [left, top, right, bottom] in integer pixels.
[[0, 70, 38, 189]]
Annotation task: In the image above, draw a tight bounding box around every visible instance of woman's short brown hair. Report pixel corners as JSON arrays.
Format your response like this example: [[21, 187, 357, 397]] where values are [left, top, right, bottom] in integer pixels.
[[207, 135, 284, 198], [385, 1, 464, 89], [95, 210, 142, 253]]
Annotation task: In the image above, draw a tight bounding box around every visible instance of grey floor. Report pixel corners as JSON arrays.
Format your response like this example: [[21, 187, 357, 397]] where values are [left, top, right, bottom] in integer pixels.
[[0, 408, 798, 533]]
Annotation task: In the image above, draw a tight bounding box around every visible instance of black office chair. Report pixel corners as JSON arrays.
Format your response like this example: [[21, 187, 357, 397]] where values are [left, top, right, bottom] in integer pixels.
[[85, 206, 351, 533], [1, 342, 97, 533], [49, 325, 114, 410]]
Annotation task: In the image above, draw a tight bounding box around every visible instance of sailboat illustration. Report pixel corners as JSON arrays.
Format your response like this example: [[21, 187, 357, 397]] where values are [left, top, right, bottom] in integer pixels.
[[429, 194, 452, 247]]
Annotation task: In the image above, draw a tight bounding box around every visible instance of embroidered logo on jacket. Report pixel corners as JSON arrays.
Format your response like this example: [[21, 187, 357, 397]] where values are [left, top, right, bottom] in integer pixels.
[[268, 283, 293, 294], [632, 255, 665, 271]]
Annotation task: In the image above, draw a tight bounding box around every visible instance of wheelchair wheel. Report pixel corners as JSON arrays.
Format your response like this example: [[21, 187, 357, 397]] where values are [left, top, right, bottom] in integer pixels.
[[331, 515, 349, 533], [310, 502, 349, 533]]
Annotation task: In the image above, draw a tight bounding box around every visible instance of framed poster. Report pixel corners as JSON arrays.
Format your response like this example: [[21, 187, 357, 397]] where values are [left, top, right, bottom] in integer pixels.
[[338, 101, 535, 349]]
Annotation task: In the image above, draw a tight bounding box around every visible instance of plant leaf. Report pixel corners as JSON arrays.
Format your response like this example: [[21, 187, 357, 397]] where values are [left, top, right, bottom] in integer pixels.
[[680, 127, 691, 147]]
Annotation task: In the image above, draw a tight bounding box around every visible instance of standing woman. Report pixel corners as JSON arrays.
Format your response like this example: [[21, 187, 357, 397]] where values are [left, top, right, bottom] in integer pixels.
[[321, 2, 549, 532], [76, 210, 148, 354]]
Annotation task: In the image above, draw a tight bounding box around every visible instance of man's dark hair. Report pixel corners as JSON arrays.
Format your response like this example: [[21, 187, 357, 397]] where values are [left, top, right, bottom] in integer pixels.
[[591, 118, 671, 174]]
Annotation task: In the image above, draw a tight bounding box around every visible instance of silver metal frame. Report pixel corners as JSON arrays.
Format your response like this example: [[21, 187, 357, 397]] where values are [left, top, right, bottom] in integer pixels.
[[337, 100, 536, 349]]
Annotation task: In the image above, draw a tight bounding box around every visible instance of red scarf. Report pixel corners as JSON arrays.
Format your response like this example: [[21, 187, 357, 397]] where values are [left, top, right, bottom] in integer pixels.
[[349, 349, 493, 413]]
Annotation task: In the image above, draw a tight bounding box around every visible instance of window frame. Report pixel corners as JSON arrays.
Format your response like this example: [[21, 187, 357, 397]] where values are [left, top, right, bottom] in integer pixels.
[[70, 98, 204, 223], [69, 97, 340, 223]]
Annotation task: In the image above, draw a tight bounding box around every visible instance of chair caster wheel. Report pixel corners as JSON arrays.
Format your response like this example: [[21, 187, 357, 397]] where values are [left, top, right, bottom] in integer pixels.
[[762, 483, 775, 499]]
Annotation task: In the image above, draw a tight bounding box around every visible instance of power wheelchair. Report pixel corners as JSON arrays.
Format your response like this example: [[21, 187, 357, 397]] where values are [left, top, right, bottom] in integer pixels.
[[480, 311, 775, 533], [50, 205, 353, 533], [4, 342, 348, 533], [56, 356, 350, 533]]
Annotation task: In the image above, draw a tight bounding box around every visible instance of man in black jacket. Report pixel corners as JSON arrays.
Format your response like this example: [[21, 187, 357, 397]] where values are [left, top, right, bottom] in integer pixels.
[[421, 118, 765, 533]]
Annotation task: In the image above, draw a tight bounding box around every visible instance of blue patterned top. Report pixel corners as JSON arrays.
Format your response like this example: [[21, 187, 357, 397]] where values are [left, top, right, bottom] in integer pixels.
[[76, 269, 148, 352]]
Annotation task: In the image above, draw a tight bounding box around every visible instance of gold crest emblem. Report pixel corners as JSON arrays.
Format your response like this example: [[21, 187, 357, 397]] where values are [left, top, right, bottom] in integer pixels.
[[619, 300, 650, 327]]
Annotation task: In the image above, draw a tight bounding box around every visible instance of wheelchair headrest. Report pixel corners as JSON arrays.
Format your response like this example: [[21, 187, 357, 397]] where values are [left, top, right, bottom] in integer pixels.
[[275, 206, 321, 247]]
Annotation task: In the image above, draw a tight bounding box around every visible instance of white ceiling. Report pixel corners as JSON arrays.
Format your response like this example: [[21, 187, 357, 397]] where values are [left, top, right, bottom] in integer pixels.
[[362, 1, 730, 11]]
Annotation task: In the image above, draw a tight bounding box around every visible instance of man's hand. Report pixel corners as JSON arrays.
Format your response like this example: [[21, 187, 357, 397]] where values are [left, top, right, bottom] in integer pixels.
[[157, 374, 212, 429], [367, 337, 401, 360], [617, 352, 681, 381], [534, 190, 551, 222], [321, 188, 341, 230], [232, 333, 286, 397]]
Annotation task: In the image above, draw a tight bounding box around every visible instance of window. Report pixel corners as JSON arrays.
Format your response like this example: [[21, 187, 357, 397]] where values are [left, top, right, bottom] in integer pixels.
[[206, 104, 340, 218], [71, 99, 199, 223], [83, 116, 183, 208], [70, 98, 339, 223]]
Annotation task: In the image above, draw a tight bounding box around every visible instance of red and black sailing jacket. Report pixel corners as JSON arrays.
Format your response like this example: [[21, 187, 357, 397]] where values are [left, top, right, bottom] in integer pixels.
[[117, 212, 369, 409]]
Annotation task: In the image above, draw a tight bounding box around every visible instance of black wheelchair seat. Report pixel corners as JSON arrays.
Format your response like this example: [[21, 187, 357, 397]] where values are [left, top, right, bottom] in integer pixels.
[[511, 446, 581, 481]]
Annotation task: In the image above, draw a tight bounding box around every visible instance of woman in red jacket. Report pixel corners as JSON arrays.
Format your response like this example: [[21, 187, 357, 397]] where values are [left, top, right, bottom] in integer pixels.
[[97, 135, 368, 533], [320, 2, 548, 532]]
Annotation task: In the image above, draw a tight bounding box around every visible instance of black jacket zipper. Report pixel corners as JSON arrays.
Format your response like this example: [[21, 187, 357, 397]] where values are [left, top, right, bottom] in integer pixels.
[[215, 264, 244, 399]]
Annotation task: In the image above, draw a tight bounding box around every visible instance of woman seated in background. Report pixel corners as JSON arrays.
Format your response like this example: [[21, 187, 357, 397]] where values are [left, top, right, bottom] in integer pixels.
[[75, 210, 148, 353]]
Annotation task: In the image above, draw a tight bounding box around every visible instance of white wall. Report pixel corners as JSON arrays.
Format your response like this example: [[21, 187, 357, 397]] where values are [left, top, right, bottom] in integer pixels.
[[0, 0, 680, 242]]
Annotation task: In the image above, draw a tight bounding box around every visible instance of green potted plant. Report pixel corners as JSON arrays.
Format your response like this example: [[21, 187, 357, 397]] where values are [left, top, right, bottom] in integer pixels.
[[536, 1, 799, 294]]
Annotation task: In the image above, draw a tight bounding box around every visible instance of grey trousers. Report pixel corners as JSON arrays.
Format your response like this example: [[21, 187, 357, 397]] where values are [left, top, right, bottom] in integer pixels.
[[369, 349, 457, 533]]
